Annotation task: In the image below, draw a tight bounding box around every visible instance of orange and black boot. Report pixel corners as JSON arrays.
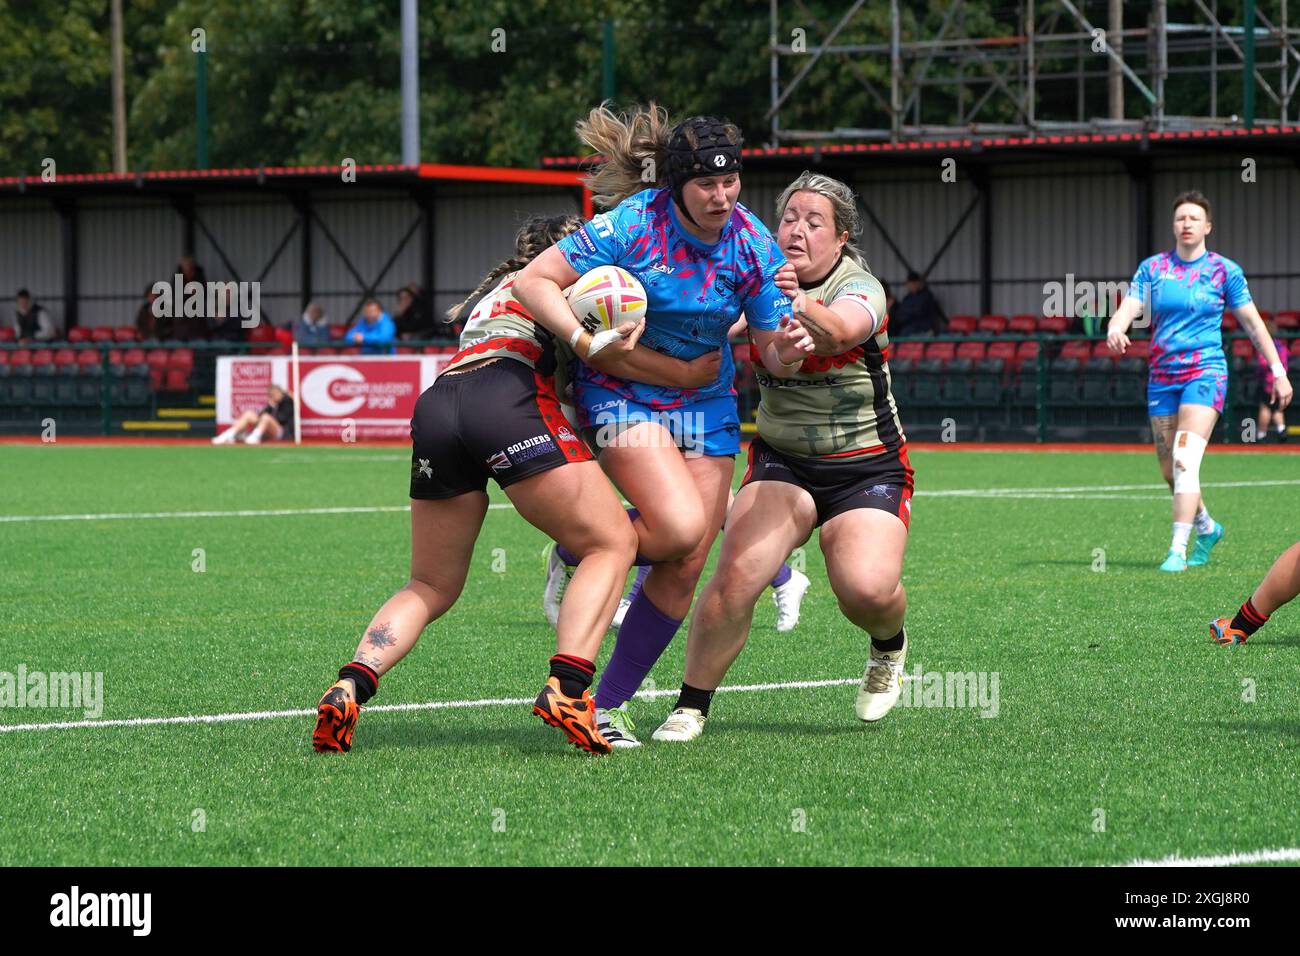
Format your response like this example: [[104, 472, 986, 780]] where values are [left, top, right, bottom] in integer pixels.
[[533, 677, 612, 754]]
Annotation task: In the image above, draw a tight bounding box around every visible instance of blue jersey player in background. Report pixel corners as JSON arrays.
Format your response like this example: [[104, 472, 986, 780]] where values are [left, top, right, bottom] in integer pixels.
[[1107, 190, 1292, 572], [515, 104, 814, 747]]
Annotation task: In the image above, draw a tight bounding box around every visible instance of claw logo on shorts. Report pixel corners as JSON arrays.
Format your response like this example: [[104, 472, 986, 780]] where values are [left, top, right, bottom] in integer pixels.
[[416, 458, 433, 479], [557, 426, 576, 443]]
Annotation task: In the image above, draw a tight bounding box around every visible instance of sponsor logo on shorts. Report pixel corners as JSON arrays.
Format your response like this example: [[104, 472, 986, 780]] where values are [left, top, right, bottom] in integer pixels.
[[486, 451, 511, 472], [556, 426, 577, 443], [506, 433, 556, 463], [416, 458, 433, 479], [864, 483, 896, 502]]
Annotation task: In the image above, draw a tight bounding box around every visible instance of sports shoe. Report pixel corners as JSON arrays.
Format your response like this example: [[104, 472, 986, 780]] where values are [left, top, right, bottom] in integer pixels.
[[1159, 549, 1188, 573], [532, 677, 611, 754], [772, 567, 811, 632], [312, 682, 360, 753], [1209, 617, 1249, 647], [611, 596, 631, 631], [855, 635, 907, 723], [596, 703, 642, 748], [651, 707, 706, 742], [1187, 521, 1223, 567], [542, 543, 575, 628]]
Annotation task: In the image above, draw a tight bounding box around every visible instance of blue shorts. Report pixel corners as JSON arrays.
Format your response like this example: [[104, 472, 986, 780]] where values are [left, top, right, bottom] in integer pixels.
[[1147, 367, 1228, 417], [576, 385, 740, 458]]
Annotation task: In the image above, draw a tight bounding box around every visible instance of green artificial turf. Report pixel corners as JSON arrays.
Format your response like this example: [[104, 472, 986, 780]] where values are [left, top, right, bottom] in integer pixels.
[[1, 443, 1297, 865]]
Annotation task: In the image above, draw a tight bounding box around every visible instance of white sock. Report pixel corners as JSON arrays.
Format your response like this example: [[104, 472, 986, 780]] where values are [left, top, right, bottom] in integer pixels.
[[1194, 507, 1215, 535], [245, 424, 265, 444], [213, 425, 240, 444], [1171, 522, 1194, 556]]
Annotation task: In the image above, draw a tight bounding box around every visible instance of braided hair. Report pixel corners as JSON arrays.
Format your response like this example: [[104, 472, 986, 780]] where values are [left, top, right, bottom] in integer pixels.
[[445, 214, 583, 323]]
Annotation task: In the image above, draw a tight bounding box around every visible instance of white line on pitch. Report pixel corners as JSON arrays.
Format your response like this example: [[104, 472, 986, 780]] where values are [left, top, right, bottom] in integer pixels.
[[1121, 847, 1300, 867], [5, 478, 1296, 524], [0, 678, 860, 734]]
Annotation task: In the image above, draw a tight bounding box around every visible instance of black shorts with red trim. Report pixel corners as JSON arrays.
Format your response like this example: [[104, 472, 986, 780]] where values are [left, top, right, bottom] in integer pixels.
[[409, 356, 591, 499], [741, 436, 914, 529]]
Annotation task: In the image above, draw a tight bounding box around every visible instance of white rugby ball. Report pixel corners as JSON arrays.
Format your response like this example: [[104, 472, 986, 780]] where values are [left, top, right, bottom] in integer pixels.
[[566, 266, 647, 333]]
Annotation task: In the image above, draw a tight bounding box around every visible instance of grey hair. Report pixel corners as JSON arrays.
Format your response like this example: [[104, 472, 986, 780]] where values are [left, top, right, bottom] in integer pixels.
[[775, 171, 868, 270]]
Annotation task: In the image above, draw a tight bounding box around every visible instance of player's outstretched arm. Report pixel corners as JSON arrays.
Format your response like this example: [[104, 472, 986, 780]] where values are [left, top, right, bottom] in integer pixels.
[[751, 319, 814, 378], [1105, 295, 1144, 355], [1234, 302, 1294, 410], [774, 262, 878, 354]]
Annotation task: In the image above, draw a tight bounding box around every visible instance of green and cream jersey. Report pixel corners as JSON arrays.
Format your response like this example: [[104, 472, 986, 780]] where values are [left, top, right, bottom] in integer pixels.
[[752, 255, 906, 460]]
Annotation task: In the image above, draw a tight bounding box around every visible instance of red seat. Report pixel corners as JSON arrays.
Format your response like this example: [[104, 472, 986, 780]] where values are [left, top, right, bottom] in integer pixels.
[[77, 350, 101, 367], [1126, 340, 1150, 360], [90, 328, 114, 343], [1038, 316, 1068, 333], [1275, 310, 1299, 330], [1092, 340, 1116, 358], [167, 348, 194, 370], [0, 328, 15, 342], [31, 349, 54, 366], [9, 349, 33, 365], [312, 347, 338, 356], [67, 327, 92, 343], [247, 323, 277, 343], [947, 315, 977, 335], [1220, 312, 1239, 331], [329, 324, 349, 340], [149, 368, 164, 390], [895, 341, 925, 361], [1231, 338, 1254, 358], [0, 351, 8, 365], [146, 348, 170, 369], [955, 341, 986, 361], [924, 341, 955, 360], [112, 327, 139, 343], [1007, 315, 1037, 335], [396, 346, 417, 355], [977, 314, 1008, 334], [987, 341, 1017, 361], [122, 348, 146, 366], [54, 348, 77, 367], [163, 368, 191, 391], [340, 346, 362, 355], [1060, 340, 1091, 360], [1256, 310, 1273, 324]]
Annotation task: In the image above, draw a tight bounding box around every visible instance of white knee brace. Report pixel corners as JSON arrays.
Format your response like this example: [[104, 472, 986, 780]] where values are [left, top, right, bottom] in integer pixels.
[[1172, 430, 1208, 495]]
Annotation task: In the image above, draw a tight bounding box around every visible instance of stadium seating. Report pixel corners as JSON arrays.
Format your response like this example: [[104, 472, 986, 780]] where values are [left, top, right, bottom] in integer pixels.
[[977, 314, 1008, 335], [1007, 315, 1037, 335], [947, 315, 977, 335], [1038, 316, 1068, 334], [1276, 310, 1299, 330]]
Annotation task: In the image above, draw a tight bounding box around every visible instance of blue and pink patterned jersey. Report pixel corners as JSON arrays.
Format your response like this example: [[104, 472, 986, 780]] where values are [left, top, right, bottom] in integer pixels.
[[1129, 249, 1251, 381], [556, 187, 791, 409]]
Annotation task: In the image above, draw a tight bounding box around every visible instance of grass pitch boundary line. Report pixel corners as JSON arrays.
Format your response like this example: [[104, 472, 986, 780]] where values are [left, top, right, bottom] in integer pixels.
[[6, 478, 1299, 524], [0, 678, 860, 735], [1121, 847, 1300, 867]]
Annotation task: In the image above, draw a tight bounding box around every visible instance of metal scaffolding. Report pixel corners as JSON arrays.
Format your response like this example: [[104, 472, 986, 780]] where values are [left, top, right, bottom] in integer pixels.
[[768, 0, 1300, 144]]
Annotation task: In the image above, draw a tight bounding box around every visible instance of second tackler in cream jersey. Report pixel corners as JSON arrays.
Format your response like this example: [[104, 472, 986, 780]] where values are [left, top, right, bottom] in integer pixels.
[[752, 255, 906, 459], [443, 271, 557, 375]]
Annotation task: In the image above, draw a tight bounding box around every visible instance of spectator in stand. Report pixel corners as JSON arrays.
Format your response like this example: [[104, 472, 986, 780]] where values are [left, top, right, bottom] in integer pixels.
[[212, 384, 296, 445], [208, 285, 248, 341], [394, 283, 434, 340], [295, 302, 331, 346], [135, 284, 170, 339], [347, 298, 396, 354], [172, 254, 209, 340], [13, 289, 57, 343], [889, 271, 944, 337], [1257, 317, 1290, 443]]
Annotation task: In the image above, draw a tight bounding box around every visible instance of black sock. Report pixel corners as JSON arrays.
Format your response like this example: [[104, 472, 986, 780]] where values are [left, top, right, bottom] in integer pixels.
[[674, 682, 715, 717], [339, 661, 379, 704], [549, 654, 595, 698], [1231, 599, 1269, 637], [871, 627, 906, 653]]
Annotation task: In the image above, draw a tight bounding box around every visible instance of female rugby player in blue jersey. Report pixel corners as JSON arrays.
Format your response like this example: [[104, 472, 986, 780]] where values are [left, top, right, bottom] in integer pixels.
[[1107, 190, 1292, 572], [515, 104, 813, 747]]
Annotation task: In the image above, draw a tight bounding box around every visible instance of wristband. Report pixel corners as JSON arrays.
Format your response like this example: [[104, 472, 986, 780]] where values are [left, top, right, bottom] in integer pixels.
[[1270, 361, 1287, 379]]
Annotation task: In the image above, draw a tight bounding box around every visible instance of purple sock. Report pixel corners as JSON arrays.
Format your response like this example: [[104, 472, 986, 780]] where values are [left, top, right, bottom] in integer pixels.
[[626, 564, 650, 601], [771, 563, 792, 589], [555, 542, 579, 567], [595, 586, 682, 710]]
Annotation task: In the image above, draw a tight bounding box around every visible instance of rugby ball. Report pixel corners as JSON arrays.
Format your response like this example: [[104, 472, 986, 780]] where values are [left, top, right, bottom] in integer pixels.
[[567, 266, 647, 333]]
